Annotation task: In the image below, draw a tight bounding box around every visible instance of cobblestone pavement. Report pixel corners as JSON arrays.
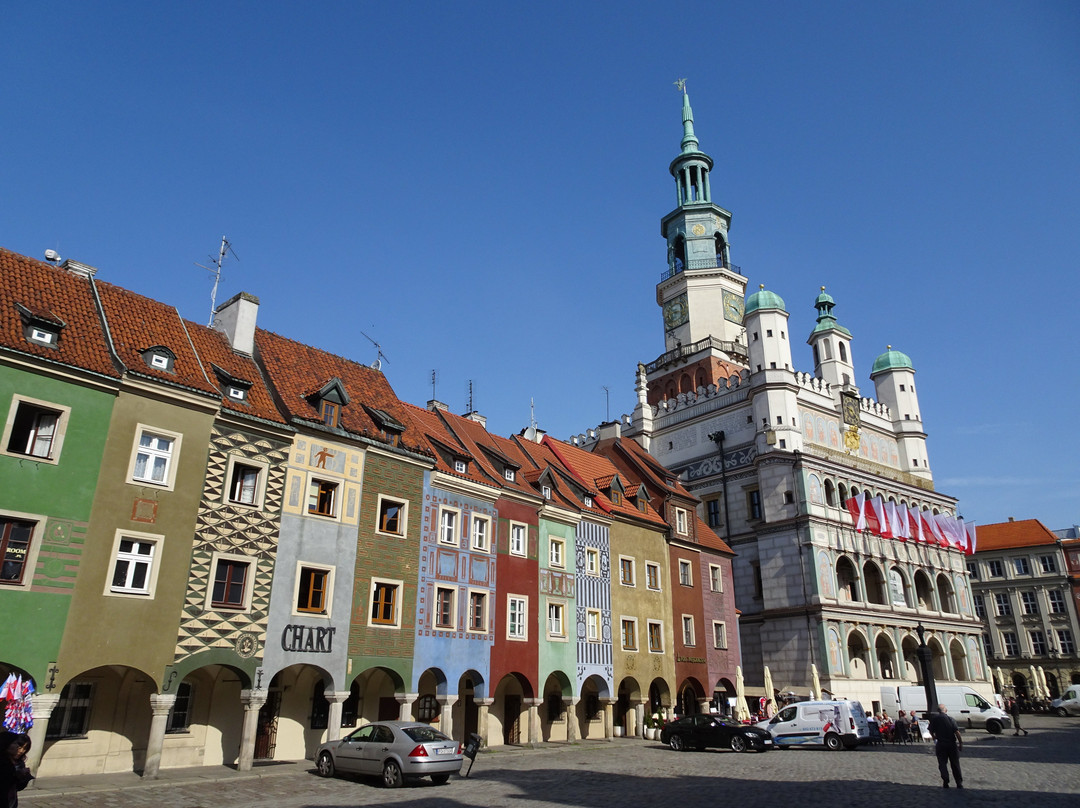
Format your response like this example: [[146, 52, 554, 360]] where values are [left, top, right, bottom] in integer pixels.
[[23, 714, 1080, 808]]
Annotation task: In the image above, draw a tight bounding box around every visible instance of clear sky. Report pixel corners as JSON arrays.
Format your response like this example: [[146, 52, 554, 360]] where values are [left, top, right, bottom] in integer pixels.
[[2, 2, 1077, 530]]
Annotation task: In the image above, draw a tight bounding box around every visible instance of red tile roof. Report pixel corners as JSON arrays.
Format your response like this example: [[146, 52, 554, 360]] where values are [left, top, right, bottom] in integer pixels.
[[184, 323, 287, 425], [975, 519, 1059, 552]]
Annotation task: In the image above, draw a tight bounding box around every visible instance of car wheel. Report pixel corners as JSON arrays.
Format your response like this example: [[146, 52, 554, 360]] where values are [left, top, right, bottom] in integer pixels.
[[382, 760, 403, 788], [729, 735, 748, 753], [1056, 707, 1068, 718], [431, 773, 451, 785], [824, 733, 843, 751], [669, 734, 685, 752], [986, 720, 1003, 735], [316, 751, 335, 778]]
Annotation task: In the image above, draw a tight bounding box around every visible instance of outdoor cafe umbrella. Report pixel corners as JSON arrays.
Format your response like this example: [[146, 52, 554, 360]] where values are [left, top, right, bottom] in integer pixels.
[[811, 662, 822, 701], [1038, 666, 1050, 700], [1029, 665, 1042, 700], [735, 666, 751, 721], [995, 666, 1007, 694], [763, 666, 775, 717]]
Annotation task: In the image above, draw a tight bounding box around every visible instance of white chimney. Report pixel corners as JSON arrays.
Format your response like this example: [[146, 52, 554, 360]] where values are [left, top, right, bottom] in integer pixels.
[[215, 292, 259, 355]]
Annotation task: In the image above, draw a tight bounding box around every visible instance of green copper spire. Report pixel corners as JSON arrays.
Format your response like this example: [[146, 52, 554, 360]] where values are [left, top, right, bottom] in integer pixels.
[[677, 79, 700, 154]]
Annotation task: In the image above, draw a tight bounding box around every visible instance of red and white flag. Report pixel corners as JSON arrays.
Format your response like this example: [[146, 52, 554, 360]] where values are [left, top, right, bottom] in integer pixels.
[[871, 497, 893, 538], [891, 503, 910, 541], [964, 521, 977, 555], [846, 492, 866, 531]]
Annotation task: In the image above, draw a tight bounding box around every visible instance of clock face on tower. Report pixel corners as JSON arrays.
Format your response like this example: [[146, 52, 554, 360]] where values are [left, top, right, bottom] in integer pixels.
[[722, 290, 745, 324], [663, 293, 689, 331]]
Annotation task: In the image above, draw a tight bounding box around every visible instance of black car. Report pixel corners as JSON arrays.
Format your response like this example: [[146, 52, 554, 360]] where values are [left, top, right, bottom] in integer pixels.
[[659, 715, 773, 752]]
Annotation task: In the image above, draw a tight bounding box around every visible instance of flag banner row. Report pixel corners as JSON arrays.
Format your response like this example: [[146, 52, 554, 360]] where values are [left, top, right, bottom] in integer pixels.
[[844, 493, 977, 555], [0, 672, 34, 732]]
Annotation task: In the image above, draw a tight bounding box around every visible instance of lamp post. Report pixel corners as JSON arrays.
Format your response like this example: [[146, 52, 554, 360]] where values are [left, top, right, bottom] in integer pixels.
[[916, 622, 939, 717]]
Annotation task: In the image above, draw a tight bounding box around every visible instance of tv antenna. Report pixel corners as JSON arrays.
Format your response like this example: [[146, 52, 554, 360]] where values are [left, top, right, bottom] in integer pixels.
[[602, 385, 610, 421], [195, 236, 238, 326], [359, 330, 388, 370], [466, 380, 474, 413], [430, 369, 439, 401]]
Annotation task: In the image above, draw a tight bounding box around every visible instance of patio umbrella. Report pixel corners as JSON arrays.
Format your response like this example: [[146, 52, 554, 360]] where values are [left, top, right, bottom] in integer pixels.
[[811, 663, 822, 701], [1038, 666, 1050, 700], [995, 666, 1007, 694], [1029, 665, 1042, 700], [763, 666, 775, 717], [735, 666, 751, 721]]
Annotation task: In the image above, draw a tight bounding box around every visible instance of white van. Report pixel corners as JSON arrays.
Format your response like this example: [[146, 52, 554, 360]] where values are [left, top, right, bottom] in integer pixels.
[[880, 686, 1011, 734], [755, 700, 870, 750], [1052, 685, 1080, 716]]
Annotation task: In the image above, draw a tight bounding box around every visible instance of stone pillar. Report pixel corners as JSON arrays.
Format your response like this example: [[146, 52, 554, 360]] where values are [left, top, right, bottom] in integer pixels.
[[475, 698, 494, 747], [238, 689, 268, 772], [142, 693, 177, 779], [26, 693, 60, 775], [526, 698, 542, 745], [698, 697, 711, 715], [400, 693, 417, 721], [635, 701, 646, 738], [602, 699, 615, 740], [439, 696, 458, 739], [563, 697, 579, 742], [325, 691, 351, 741]]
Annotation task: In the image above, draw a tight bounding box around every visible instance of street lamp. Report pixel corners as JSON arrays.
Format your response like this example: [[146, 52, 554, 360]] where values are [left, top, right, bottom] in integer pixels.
[[915, 622, 939, 717]]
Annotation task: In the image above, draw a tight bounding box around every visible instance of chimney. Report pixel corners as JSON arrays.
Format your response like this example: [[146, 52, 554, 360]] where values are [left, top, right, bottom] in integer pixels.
[[1008, 517, 1014, 522], [61, 259, 98, 278], [596, 420, 622, 440], [464, 411, 487, 427], [427, 399, 449, 412], [215, 292, 259, 355]]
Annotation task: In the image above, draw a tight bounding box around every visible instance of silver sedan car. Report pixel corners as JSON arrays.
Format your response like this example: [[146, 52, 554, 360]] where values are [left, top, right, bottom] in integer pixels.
[[314, 721, 463, 787]]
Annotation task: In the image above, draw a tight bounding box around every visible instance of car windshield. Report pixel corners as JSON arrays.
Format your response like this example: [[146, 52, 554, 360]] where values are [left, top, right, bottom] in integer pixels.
[[403, 726, 450, 743]]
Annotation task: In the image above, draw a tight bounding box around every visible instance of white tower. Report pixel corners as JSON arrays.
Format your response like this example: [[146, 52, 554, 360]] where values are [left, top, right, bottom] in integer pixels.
[[807, 288, 856, 391], [745, 285, 803, 453], [870, 346, 932, 480]]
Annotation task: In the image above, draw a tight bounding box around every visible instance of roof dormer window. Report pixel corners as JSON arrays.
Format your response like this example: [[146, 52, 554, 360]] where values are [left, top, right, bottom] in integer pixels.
[[29, 327, 56, 346], [227, 386, 247, 402], [454, 459, 467, 474], [504, 468, 515, 482], [210, 364, 253, 407], [584, 495, 593, 508], [16, 303, 65, 349], [140, 346, 175, 372], [320, 400, 340, 427], [542, 485, 552, 500]]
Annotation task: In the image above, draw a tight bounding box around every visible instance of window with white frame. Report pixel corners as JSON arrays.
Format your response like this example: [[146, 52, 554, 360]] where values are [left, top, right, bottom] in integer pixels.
[[209, 554, 252, 610], [709, 564, 723, 593], [307, 477, 338, 518], [1049, 590, 1066, 614], [987, 559, 1004, 577], [619, 556, 635, 586], [982, 633, 993, 660], [1057, 629, 1075, 654], [682, 615, 695, 646], [973, 594, 985, 618], [504, 468, 515, 482], [1014, 557, 1031, 575], [225, 457, 266, 507], [509, 522, 527, 556], [549, 538, 565, 568], [438, 507, 459, 545], [434, 586, 456, 629], [647, 620, 664, 653], [453, 459, 467, 474], [108, 532, 161, 596], [508, 595, 528, 640], [1020, 590, 1039, 615], [369, 579, 402, 627], [678, 559, 693, 587], [621, 618, 637, 651], [584, 495, 593, 508], [1001, 631, 1020, 656], [471, 515, 491, 552], [3, 396, 69, 462], [1038, 555, 1057, 573], [295, 564, 332, 615], [586, 608, 601, 642], [645, 562, 660, 590], [675, 507, 688, 535], [547, 601, 565, 638], [129, 426, 181, 488], [468, 590, 488, 632], [376, 496, 408, 536], [585, 547, 599, 576], [1030, 630, 1047, 655], [713, 621, 728, 649], [966, 562, 978, 580], [994, 592, 1012, 616], [46, 682, 93, 739]]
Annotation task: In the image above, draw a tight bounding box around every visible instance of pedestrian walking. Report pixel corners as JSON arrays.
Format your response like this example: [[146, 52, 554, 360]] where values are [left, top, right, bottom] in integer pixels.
[[1009, 697, 1028, 735], [0, 731, 33, 808], [928, 705, 963, 789]]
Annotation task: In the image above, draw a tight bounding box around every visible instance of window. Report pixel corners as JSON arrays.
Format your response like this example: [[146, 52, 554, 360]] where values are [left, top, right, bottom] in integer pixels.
[[320, 400, 340, 427], [468, 590, 487, 632], [586, 608, 601, 642], [1057, 629, 1075, 654], [994, 592, 1012, 616], [377, 496, 407, 536], [109, 535, 159, 596], [226, 386, 247, 402], [296, 565, 331, 614], [227, 462, 262, 506], [307, 478, 338, 517], [1021, 591, 1039, 615], [130, 427, 180, 487], [973, 594, 985, 619], [471, 515, 490, 552], [454, 459, 467, 474], [987, 559, 1004, 578], [647, 620, 664, 653], [508, 595, 527, 640], [549, 538, 565, 568], [28, 327, 57, 346], [1001, 631, 1020, 656], [713, 621, 728, 649], [747, 488, 762, 520], [682, 615, 695, 646], [3, 398, 68, 461], [370, 579, 401, 626], [167, 681, 194, 733], [1049, 590, 1066, 614], [509, 522, 526, 556], [619, 557, 635, 586], [610, 490, 622, 505], [621, 618, 637, 651], [584, 495, 593, 508], [143, 349, 173, 371], [709, 564, 723, 593], [0, 517, 35, 585], [438, 508, 459, 545], [675, 508, 688, 535], [966, 562, 979, 580], [982, 633, 993, 660], [645, 562, 660, 590], [1014, 557, 1030, 575], [434, 586, 456, 629], [585, 547, 600, 575], [706, 499, 721, 528], [504, 468, 515, 482], [415, 694, 439, 723], [542, 485, 552, 499], [1030, 630, 1047, 656], [46, 682, 92, 739], [547, 601, 565, 638], [210, 557, 250, 609], [679, 559, 693, 587], [1039, 555, 1057, 574]]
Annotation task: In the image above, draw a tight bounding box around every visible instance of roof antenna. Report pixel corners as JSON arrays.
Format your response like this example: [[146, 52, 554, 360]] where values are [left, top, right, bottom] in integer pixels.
[[196, 236, 238, 326], [466, 380, 474, 413], [602, 385, 610, 421], [431, 369, 439, 401], [359, 330, 388, 370]]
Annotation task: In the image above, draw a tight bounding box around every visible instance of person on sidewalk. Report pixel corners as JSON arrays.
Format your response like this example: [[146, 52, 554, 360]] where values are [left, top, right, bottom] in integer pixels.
[[1009, 697, 1028, 735], [0, 731, 33, 808], [928, 705, 963, 789]]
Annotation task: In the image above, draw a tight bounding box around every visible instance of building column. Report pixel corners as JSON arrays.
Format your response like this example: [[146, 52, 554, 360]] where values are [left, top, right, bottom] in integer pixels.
[[475, 698, 494, 747], [635, 700, 647, 738], [602, 699, 615, 741], [325, 691, 351, 742], [526, 698, 542, 746], [238, 689, 268, 772], [142, 693, 177, 779], [400, 693, 417, 721], [26, 693, 60, 775], [563, 698, 579, 742], [439, 696, 459, 739]]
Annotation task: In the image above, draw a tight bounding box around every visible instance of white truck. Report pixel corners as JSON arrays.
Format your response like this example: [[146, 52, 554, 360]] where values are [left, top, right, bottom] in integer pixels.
[[1052, 685, 1080, 716], [880, 685, 1011, 734], [755, 699, 870, 750]]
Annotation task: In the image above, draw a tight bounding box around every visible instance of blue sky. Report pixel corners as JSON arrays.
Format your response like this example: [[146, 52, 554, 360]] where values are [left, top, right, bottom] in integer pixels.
[[2, 2, 1077, 530]]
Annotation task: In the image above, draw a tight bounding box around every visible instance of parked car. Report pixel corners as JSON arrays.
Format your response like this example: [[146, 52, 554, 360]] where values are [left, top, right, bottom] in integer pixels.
[[659, 715, 773, 752], [314, 721, 463, 787], [1052, 685, 1080, 717]]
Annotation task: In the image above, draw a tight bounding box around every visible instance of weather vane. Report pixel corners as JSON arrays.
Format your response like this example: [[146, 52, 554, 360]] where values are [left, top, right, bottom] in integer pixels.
[[674, 78, 687, 93]]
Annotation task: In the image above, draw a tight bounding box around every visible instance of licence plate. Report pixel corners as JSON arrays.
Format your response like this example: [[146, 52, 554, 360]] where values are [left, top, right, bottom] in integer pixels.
[[764, 740, 772, 744], [435, 747, 453, 755]]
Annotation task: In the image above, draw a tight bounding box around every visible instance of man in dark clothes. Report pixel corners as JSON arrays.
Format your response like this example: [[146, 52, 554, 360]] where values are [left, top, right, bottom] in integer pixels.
[[1010, 697, 1028, 735], [928, 705, 963, 789]]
